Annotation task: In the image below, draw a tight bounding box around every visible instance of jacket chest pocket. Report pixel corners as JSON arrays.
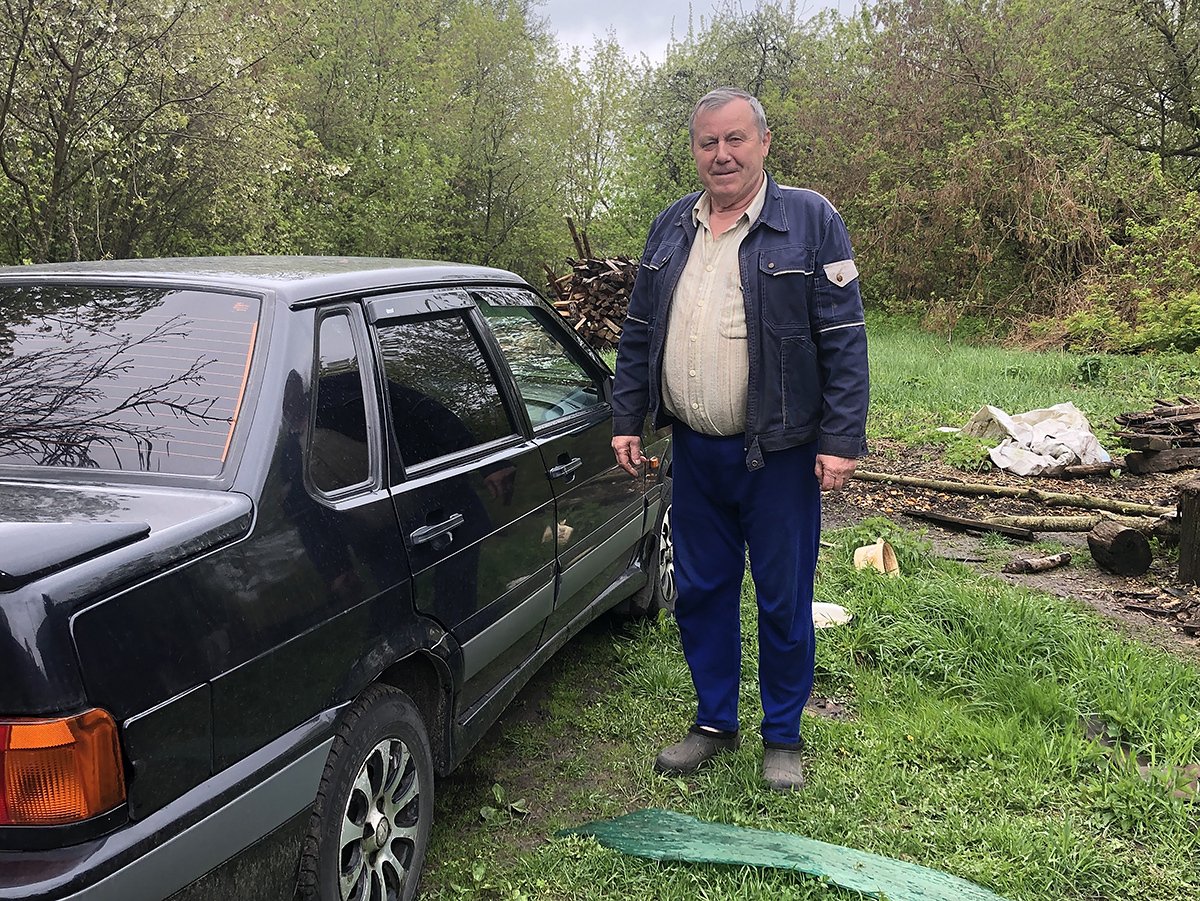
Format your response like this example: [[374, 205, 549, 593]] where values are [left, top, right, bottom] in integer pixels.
[[638, 242, 685, 326], [757, 246, 816, 329]]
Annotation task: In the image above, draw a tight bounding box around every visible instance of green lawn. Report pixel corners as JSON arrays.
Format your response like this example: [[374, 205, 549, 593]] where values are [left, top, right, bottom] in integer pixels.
[[866, 315, 1200, 446], [423, 320, 1200, 900]]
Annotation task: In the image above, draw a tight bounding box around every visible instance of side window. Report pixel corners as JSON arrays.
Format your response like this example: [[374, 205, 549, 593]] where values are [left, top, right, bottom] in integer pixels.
[[311, 312, 370, 493], [477, 302, 602, 427], [375, 314, 516, 469]]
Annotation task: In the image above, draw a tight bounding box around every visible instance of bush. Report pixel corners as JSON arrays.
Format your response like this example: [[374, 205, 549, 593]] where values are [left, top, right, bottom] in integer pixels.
[[1049, 193, 1200, 353]]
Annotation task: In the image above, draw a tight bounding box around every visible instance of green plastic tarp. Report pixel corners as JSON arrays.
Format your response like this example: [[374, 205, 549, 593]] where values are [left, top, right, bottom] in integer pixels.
[[561, 808, 1010, 901]]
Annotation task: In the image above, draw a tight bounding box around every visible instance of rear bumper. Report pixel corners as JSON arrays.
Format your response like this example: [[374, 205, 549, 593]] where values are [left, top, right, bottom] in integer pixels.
[[0, 709, 339, 901]]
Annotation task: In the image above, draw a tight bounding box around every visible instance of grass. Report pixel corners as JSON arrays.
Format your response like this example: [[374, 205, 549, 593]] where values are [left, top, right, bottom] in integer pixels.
[[866, 315, 1200, 446], [422, 519, 1200, 900], [419, 319, 1200, 899]]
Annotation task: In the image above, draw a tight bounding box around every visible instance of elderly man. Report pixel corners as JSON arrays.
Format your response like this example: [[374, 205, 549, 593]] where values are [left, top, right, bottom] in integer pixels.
[[611, 87, 869, 791]]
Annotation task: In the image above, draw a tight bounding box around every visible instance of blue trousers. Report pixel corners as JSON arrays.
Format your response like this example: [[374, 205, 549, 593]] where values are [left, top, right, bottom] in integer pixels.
[[672, 423, 820, 746]]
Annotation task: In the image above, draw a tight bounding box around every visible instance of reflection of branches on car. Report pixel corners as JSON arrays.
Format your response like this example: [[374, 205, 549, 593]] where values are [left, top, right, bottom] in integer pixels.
[[0, 317, 225, 468], [0, 285, 173, 357]]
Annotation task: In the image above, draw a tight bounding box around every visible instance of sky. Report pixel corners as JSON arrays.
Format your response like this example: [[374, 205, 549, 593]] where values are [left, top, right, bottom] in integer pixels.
[[536, 0, 861, 64]]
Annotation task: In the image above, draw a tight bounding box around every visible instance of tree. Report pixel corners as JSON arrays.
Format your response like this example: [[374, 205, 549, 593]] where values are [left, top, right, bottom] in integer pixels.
[[1079, 0, 1200, 183], [0, 0, 296, 263], [557, 36, 639, 237], [428, 0, 572, 277]]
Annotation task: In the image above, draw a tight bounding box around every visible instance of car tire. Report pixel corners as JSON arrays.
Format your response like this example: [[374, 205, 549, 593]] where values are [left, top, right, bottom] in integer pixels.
[[635, 474, 676, 615], [296, 685, 433, 901]]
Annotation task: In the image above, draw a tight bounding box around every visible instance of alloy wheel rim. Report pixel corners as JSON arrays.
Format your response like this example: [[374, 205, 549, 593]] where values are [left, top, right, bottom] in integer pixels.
[[338, 736, 422, 901], [658, 502, 676, 604]]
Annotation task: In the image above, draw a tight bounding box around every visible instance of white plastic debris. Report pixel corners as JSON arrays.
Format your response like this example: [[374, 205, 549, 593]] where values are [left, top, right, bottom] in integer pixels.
[[960, 402, 1111, 476], [812, 601, 853, 628]]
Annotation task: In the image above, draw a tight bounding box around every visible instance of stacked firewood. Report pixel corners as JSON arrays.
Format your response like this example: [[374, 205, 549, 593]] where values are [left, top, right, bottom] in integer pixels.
[[543, 218, 639, 352], [1114, 397, 1200, 474]]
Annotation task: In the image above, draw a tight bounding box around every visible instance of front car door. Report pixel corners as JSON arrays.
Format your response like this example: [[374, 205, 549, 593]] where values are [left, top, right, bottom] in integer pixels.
[[473, 289, 646, 637]]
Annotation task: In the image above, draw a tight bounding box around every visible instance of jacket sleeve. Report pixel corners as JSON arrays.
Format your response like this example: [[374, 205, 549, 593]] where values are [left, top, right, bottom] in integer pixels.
[[811, 208, 869, 458], [611, 214, 666, 437]]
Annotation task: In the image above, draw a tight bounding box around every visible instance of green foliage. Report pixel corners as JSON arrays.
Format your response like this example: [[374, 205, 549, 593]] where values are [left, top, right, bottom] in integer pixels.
[[0, 0, 300, 263], [479, 782, 530, 826], [934, 431, 994, 473], [1050, 194, 1200, 352]]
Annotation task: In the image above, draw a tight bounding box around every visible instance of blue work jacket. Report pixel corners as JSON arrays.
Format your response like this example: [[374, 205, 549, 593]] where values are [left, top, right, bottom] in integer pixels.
[[612, 173, 869, 471]]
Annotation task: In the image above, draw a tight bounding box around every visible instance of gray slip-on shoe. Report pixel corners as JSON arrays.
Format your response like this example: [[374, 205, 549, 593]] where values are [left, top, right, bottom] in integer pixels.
[[654, 726, 740, 775], [762, 746, 805, 791]]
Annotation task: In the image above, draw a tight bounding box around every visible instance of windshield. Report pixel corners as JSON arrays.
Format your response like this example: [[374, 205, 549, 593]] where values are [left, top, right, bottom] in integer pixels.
[[0, 282, 261, 476]]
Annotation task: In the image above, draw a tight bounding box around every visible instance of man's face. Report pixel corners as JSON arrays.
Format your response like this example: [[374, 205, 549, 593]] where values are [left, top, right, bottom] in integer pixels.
[[690, 99, 771, 211]]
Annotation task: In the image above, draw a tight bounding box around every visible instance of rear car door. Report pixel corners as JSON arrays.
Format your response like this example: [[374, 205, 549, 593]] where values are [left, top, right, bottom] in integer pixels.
[[474, 289, 646, 637], [367, 290, 558, 713]]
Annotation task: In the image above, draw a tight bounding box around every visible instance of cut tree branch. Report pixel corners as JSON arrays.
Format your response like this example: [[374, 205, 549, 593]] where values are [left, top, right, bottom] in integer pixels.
[[854, 470, 1173, 517]]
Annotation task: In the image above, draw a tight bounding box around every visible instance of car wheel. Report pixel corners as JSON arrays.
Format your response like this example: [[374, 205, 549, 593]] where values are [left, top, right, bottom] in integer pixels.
[[297, 685, 433, 901], [635, 475, 676, 615]]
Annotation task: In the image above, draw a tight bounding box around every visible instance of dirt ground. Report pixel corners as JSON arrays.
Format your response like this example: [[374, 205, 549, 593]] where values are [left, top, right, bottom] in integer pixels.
[[823, 439, 1200, 659]]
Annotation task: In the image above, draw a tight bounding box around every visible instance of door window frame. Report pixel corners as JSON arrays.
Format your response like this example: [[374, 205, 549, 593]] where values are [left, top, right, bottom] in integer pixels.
[[366, 293, 528, 484], [306, 303, 384, 504], [471, 288, 614, 438]]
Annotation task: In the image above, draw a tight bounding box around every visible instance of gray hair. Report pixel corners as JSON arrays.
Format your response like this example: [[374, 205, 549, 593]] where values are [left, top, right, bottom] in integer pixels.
[[689, 88, 770, 143]]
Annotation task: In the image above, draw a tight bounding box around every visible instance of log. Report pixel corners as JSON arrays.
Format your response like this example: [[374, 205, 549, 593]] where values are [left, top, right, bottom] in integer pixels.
[[1124, 602, 1170, 616], [1124, 448, 1200, 475], [1088, 519, 1152, 576], [903, 508, 1036, 540], [983, 514, 1104, 531], [543, 263, 561, 300], [854, 470, 1174, 517], [1153, 404, 1200, 417], [1180, 479, 1200, 585], [1002, 552, 1072, 573], [1115, 432, 1175, 451], [1153, 410, 1200, 427], [546, 243, 639, 351], [601, 316, 623, 336], [1046, 462, 1120, 478], [982, 513, 1178, 541]]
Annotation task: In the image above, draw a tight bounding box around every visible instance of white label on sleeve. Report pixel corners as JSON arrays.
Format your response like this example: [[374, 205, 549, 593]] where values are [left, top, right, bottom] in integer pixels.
[[823, 259, 859, 286]]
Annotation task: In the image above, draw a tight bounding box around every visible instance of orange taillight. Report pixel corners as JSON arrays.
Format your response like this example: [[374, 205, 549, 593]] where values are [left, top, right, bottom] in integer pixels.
[[0, 709, 126, 826]]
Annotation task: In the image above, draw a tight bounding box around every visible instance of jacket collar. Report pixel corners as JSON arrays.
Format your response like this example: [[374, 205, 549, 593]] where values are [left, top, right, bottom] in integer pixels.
[[754, 172, 788, 232], [672, 173, 788, 234]]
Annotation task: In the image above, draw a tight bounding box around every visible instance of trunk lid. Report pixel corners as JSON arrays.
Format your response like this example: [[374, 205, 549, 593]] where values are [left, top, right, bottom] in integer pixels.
[[0, 478, 252, 714]]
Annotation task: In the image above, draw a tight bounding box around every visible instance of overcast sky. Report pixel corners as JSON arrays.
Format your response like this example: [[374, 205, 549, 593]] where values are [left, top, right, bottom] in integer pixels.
[[536, 0, 861, 63]]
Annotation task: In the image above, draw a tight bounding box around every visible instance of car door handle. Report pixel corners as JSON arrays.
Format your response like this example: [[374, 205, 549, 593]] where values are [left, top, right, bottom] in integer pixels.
[[548, 457, 583, 480], [409, 513, 465, 546]]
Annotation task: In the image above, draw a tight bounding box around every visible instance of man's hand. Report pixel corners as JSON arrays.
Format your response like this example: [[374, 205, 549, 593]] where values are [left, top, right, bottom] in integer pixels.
[[814, 454, 856, 492], [612, 435, 647, 477]]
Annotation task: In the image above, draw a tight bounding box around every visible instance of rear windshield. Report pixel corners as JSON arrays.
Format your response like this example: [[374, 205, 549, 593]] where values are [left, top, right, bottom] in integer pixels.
[[0, 283, 261, 476]]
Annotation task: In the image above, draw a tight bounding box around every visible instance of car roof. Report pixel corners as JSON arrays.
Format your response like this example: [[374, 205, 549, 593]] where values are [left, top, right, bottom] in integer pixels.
[[0, 255, 531, 304]]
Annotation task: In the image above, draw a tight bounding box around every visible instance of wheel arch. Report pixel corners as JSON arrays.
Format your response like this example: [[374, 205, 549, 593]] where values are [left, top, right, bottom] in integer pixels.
[[377, 651, 454, 775]]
